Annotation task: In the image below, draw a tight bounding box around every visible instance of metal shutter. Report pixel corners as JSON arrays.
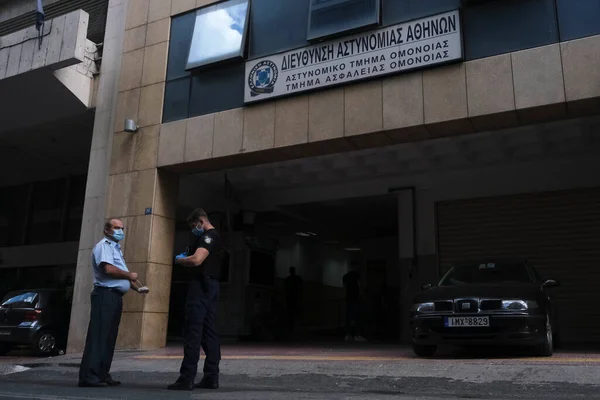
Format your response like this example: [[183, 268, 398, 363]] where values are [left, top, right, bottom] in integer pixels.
[[436, 187, 600, 344], [0, 0, 108, 43]]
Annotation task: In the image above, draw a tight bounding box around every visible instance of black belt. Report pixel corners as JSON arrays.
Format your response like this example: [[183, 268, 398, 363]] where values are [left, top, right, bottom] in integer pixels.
[[94, 286, 125, 297]]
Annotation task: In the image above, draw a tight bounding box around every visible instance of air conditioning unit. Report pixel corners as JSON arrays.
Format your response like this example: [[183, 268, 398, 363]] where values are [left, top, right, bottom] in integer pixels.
[[307, 0, 381, 41]]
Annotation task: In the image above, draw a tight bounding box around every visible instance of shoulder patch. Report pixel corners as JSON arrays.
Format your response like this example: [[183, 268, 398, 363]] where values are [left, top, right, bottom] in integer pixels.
[[204, 235, 213, 244]]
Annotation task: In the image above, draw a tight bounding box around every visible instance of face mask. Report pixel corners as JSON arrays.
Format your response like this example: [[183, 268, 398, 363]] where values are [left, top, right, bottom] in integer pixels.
[[112, 229, 125, 242], [192, 223, 204, 237]]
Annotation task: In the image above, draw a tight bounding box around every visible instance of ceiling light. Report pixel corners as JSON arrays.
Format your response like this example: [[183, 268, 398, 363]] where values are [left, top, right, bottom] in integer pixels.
[[296, 232, 311, 237], [344, 247, 361, 251], [307, 232, 317, 236]]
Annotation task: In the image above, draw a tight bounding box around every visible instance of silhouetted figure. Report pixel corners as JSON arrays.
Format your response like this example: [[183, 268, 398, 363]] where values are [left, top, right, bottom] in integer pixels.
[[343, 266, 366, 342], [284, 267, 303, 334]]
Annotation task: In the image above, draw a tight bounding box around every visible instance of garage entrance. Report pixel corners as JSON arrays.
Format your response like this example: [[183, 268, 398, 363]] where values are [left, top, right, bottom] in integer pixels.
[[167, 192, 401, 343], [437, 187, 600, 344], [166, 114, 600, 347]]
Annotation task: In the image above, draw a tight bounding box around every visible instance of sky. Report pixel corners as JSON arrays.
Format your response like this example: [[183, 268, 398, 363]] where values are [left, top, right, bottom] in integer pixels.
[[187, 0, 249, 67]]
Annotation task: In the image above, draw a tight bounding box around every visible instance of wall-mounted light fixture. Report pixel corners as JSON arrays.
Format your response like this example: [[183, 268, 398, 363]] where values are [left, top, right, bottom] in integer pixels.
[[124, 119, 139, 133]]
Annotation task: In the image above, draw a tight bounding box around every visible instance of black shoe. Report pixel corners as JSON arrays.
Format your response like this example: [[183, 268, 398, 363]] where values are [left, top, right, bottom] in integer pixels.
[[105, 378, 121, 386], [78, 381, 107, 388], [195, 379, 219, 389], [167, 381, 194, 391]]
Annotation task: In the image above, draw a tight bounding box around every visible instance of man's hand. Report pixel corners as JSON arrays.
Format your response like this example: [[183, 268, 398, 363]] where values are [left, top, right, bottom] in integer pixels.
[[129, 272, 139, 281], [174, 253, 186, 264]]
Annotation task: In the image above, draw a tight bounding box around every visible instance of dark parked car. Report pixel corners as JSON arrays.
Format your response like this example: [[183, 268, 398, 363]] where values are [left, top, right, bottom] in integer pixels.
[[0, 289, 72, 356], [410, 260, 559, 358]]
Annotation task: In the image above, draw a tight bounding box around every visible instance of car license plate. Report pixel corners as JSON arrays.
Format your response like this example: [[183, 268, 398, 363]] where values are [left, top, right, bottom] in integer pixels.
[[445, 316, 490, 327]]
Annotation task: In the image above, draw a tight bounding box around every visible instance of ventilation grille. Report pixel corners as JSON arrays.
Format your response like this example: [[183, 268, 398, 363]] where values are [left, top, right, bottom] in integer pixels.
[[0, 0, 108, 43]]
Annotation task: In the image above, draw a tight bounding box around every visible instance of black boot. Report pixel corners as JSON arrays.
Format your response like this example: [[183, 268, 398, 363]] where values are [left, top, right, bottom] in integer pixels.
[[195, 377, 219, 389], [167, 379, 194, 391]]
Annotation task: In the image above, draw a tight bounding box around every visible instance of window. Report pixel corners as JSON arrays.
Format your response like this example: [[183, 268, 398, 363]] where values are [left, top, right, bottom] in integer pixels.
[[186, 0, 251, 70], [438, 262, 533, 286], [65, 175, 87, 242], [28, 178, 67, 245], [0, 184, 29, 247], [307, 0, 381, 41], [1, 292, 39, 308]]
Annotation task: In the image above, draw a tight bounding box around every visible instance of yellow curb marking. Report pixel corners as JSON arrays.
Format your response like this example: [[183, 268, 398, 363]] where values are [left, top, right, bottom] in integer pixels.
[[134, 355, 600, 363]]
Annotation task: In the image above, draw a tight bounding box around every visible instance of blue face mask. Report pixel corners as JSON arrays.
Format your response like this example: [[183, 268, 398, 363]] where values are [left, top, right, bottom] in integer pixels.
[[192, 223, 204, 237], [112, 229, 125, 242]]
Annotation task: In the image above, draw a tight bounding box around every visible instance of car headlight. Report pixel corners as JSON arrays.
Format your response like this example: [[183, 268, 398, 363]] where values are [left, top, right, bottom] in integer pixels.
[[501, 300, 538, 310], [411, 302, 435, 313]]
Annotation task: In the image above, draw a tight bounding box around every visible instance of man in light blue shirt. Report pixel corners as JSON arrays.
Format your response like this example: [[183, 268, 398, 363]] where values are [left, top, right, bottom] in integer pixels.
[[78, 218, 148, 388]]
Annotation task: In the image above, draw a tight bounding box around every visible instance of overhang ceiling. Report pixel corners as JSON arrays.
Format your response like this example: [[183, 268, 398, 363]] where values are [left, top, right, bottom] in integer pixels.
[[0, 110, 94, 186], [193, 115, 600, 194], [0, 69, 90, 135]]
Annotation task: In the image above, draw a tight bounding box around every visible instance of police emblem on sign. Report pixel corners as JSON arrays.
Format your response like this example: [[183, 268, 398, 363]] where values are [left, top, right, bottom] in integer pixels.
[[248, 60, 278, 97]]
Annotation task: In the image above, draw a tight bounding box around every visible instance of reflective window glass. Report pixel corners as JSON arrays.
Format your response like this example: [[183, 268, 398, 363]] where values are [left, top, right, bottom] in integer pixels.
[[186, 0, 250, 70]]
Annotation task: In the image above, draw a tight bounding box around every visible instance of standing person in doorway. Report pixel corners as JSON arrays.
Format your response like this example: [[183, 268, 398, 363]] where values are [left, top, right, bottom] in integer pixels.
[[342, 265, 367, 342], [284, 266, 303, 334], [79, 218, 148, 388], [168, 208, 222, 391]]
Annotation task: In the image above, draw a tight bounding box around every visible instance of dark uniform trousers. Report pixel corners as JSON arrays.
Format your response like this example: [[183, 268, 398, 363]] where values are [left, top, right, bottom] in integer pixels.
[[79, 287, 123, 384], [179, 277, 221, 383]]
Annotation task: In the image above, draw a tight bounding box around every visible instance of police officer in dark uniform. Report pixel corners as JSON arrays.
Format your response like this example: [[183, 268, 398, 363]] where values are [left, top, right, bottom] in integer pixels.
[[168, 208, 222, 391]]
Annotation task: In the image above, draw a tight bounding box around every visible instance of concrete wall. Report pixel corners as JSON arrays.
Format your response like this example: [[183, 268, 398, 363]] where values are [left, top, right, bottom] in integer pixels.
[[67, 0, 129, 354], [0, 10, 89, 80]]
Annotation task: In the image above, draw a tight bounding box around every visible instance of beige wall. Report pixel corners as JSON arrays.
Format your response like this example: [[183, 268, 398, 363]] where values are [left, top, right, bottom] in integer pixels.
[[155, 34, 600, 175]]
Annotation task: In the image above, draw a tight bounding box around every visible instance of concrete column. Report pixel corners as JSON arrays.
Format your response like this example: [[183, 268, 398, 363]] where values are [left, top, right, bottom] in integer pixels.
[[67, 0, 130, 354], [396, 190, 415, 343], [107, 169, 179, 350]]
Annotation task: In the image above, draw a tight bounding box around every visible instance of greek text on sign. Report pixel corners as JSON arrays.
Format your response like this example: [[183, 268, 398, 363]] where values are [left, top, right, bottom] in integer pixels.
[[245, 10, 462, 103]]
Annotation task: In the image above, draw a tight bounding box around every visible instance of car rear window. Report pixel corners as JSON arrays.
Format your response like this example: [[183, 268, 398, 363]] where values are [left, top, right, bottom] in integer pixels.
[[1, 292, 39, 308], [439, 262, 532, 286]]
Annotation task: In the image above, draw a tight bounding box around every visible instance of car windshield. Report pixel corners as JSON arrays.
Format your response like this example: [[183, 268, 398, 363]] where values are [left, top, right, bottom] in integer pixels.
[[1, 292, 39, 308], [438, 262, 532, 286]]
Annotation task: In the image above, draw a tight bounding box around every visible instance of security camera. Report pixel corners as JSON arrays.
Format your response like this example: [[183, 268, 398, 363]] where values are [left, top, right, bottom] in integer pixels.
[[124, 119, 139, 133]]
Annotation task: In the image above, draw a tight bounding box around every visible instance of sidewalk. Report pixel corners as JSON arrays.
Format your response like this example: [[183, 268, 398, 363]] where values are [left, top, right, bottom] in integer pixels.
[[1, 343, 600, 399], [11, 342, 600, 367]]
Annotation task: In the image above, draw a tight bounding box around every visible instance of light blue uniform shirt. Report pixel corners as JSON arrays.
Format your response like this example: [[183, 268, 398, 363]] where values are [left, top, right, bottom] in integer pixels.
[[92, 237, 131, 294]]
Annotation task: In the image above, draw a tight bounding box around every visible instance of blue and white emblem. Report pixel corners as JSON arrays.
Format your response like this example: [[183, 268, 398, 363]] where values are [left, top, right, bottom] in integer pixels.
[[248, 60, 278, 97]]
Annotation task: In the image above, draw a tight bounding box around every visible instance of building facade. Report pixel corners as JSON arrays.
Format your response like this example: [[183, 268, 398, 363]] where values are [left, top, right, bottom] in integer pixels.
[[2, 0, 600, 353]]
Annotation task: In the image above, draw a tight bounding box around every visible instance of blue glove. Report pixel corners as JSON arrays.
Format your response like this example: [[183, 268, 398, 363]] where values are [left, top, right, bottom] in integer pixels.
[[175, 253, 186, 260]]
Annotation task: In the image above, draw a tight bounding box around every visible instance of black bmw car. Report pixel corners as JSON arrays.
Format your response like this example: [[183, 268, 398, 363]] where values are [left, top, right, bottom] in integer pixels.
[[410, 260, 559, 358]]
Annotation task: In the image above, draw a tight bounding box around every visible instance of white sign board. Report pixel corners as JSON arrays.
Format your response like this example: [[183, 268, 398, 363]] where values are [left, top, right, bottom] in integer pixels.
[[244, 10, 462, 104]]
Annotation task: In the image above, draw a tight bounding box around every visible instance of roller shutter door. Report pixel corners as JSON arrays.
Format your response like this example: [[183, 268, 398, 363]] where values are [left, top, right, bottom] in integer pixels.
[[437, 187, 600, 344]]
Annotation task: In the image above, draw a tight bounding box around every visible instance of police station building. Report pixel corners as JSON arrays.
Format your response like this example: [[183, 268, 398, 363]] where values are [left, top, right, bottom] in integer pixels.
[[2, 0, 600, 353]]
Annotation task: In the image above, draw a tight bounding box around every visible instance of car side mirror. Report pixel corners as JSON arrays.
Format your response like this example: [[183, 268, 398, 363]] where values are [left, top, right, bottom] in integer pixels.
[[421, 283, 432, 291], [542, 279, 559, 288]]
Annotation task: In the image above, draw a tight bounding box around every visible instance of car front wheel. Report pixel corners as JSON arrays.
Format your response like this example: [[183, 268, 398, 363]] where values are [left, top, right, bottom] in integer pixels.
[[412, 343, 437, 357], [535, 314, 554, 357], [32, 331, 57, 356]]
